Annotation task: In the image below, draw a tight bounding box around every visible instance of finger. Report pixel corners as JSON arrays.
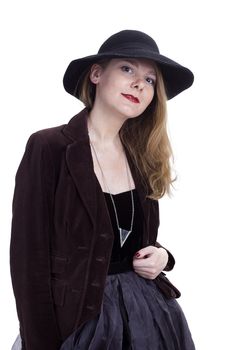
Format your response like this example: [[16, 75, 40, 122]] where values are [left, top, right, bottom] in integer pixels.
[[133, 265, 158, 275], [134, 245, 157, 259], [133, 256, 157, 269]]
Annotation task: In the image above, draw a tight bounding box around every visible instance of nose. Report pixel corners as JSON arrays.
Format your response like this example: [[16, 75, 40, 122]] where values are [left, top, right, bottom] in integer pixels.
[[131, 77, 145, 90]]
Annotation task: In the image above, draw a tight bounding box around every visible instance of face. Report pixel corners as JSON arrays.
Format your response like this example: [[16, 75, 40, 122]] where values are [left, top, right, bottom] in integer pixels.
[[90, 58, 156, 119]]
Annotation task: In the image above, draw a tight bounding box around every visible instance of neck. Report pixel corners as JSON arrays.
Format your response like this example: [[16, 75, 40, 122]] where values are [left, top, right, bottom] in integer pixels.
[[87, 104, 126, 147]]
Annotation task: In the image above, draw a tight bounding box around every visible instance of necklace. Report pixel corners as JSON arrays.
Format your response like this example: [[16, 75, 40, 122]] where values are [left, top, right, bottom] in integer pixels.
[[90, 141, 134, 247]]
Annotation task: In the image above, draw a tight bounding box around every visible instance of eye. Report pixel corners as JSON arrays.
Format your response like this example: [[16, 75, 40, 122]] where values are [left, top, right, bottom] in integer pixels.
[[121, 65, 133, 74], [146, 77, 156, 86]]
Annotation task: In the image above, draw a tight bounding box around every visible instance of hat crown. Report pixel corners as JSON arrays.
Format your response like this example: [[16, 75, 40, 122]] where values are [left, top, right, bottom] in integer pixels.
[[98, 30, 160, 55]]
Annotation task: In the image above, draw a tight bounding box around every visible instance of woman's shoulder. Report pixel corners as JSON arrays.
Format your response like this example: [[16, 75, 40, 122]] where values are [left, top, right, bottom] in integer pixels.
[[26, 108, 88, 150], [16, 123, 71, 180], [24, 121, 74, 159], [28, 123, 66, 146]]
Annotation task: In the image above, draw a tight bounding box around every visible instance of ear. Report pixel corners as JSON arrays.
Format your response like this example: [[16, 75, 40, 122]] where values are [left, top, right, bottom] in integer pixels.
[[90, 64, 103, 84]]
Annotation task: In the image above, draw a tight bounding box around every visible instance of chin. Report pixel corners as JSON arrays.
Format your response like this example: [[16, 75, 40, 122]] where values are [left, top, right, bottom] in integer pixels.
[[118, 106, 145, 119]]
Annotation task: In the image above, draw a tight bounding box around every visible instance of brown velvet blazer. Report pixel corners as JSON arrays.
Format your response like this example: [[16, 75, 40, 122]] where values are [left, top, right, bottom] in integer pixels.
[[10, 108, 176, 350]]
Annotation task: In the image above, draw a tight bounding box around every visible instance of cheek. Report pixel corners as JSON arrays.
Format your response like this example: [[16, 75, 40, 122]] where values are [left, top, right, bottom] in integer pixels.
[[146, 90, 155, 106], [102, 75, 119, 94], [97, 78, 113, 97]]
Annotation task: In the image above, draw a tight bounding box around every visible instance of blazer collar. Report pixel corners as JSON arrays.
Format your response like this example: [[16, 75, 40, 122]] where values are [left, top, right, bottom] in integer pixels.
[[62, 107, 90, 142]]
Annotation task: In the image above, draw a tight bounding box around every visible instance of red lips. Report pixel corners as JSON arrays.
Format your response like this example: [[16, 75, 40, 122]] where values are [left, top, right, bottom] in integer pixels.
[[121, 93, 140, 103]]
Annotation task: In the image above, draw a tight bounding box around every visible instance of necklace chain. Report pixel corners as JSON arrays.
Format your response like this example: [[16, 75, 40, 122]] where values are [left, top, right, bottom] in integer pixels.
[[90, 140, 135, 247]]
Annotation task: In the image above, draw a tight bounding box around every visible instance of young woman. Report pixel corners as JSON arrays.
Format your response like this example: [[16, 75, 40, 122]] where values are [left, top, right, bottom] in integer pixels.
[[10, 30, 195, 349]]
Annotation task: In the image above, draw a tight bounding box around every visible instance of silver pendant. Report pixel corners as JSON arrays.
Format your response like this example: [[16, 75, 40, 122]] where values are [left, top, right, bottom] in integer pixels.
[[119, 228, 132, 247]]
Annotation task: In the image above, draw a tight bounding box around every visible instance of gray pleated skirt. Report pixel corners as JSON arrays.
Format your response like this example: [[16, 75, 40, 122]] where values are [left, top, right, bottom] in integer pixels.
[[60, 271, 195, 350]]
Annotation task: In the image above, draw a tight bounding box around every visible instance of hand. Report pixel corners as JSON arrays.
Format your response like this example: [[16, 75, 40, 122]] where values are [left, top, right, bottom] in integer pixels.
[[132, 245, 169, 280]]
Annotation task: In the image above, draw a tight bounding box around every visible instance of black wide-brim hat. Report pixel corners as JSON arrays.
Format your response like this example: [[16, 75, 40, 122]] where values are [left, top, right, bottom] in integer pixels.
[[63, 30, 194, 100]]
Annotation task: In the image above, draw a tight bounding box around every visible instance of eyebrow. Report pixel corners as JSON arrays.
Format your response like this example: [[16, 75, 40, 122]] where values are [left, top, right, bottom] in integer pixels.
[[121, 59, 156, 76]]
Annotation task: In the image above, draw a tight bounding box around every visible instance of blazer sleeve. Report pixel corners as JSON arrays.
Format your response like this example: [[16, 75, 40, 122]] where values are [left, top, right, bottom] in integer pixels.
[[155, 241, 175, 271], [10, 133, 62, 350]]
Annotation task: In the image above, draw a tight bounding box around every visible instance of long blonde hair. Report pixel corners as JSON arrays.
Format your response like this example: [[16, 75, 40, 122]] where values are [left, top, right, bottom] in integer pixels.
[[77, 60, 174, 200]]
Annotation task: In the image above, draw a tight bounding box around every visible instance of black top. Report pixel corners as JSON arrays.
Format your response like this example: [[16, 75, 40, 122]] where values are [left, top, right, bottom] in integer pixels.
[[104, 189, 144, 274]]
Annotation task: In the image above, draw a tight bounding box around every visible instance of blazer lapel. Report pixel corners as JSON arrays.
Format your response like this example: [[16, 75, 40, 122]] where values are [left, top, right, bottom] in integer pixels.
[[66, 141, 97, 225], [63, 109, 98, 225]]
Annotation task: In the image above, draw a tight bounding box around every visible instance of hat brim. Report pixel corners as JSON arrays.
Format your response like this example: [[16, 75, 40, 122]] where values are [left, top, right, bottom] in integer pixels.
[[63, 51, 194, 100]]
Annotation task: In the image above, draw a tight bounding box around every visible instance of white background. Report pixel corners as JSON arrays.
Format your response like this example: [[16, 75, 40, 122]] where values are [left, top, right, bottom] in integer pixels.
[[1, 1, 232, 349]]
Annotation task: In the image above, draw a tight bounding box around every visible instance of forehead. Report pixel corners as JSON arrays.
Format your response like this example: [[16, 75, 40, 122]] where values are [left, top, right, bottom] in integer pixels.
[[108, 58, 156, 74]]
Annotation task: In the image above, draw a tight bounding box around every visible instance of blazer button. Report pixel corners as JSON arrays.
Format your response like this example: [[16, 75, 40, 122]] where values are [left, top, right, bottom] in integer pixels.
[[86, 304, 95, 311], [91, 281, 101, 288], [100, 233, 108, 239], [95, 256, 105, 263], [77, 245, 88, 251]]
